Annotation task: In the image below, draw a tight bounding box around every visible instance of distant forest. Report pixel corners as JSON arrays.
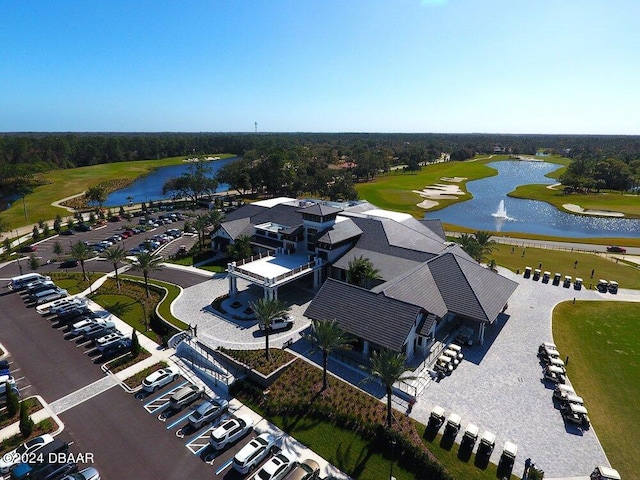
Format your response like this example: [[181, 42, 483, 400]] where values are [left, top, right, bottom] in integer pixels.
[[2, 132, 640, 198]]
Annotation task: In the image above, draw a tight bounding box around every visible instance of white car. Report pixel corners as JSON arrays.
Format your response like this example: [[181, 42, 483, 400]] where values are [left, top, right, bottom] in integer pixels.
[[252, 452, 294, 480], [94, 330, 124, 347], [60, 466, 101, 480], [142, 366, 180, 392], [188, 398, 229, 429], [71, 319, 115, 336], [0, 434, 54, 473], [259, 315, 294, 331], [210, 415, 254, 450], [233, 433, 275, 474]]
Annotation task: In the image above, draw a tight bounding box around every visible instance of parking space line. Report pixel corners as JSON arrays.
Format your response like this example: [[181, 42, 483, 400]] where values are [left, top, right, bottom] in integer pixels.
[[215, 458, 233, 475], [185, 427, 215, 455], [142, 381, 188, 413], [166, 410, 193, 430]]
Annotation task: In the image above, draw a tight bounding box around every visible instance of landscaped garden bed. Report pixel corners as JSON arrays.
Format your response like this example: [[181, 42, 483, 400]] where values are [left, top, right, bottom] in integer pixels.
[[123, 361, 167, 390], [105, 348, 151, 374], [220, 348, 295, 376], [0, 397, 43, 430], [0, 418, 56, 454], [49, 272, 104, 295]]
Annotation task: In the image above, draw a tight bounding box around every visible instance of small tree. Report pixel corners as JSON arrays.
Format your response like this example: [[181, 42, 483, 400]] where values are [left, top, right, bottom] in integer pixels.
[[53, 215, 62, 233], [32, 225, 39, 240], [89, 212, 96, 224], [28, 253, 40, 271], [131, 328, 141, 358], [66, 217, 75, 231], [119, 206, 125, 217], [3, 238, 11, 254], [19, 401, 34, 438], [5, 382, 19, 417], [42, 223, 50, 236], [53, 241, 64, 257]]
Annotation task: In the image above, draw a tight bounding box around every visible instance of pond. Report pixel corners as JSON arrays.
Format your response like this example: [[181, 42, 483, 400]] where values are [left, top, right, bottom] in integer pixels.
[[425, 161, 640, 238], [101, 156, 240, 207]]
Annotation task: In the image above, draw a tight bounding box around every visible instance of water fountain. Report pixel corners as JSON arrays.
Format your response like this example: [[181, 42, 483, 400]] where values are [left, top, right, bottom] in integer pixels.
[[492, 199, 508, 218]]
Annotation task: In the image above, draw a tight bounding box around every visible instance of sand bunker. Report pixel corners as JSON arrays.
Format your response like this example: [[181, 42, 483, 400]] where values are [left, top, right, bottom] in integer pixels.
[[413, 181, 467, 210], [440, 176, 467, 183], [563, 204, 625, 218]]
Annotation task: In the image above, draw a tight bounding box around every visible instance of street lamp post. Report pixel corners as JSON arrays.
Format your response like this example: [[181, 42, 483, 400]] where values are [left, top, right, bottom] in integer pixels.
[[16, 255, 23, 275], [389, 438, 396, 480]]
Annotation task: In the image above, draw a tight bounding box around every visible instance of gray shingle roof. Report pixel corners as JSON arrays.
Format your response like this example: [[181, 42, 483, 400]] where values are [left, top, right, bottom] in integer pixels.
[[220, 217, 253, 240], [223, 204, 268, 222], [297, 203, 342, 216], [316, 219, 362, 245], [418, 219, 446, 241], [333, 248, 423, 282], [304, 278, 423, 352]]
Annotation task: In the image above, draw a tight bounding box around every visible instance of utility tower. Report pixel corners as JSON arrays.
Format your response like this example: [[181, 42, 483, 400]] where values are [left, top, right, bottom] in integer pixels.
[[254, 121, 258, 133]]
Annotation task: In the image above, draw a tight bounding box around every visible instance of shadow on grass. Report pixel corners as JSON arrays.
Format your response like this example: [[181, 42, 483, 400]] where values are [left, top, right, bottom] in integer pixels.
[[104, 300, 136, 318], [333, 439, 374, 479]]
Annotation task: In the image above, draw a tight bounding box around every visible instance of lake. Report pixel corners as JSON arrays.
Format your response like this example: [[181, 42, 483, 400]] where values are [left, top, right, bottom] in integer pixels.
[[426, 161, 640, 238], [101, 156, 240, 207]]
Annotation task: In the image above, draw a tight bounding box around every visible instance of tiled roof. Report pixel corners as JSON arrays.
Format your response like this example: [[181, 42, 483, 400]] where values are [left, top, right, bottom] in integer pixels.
[[220, 217, 253, 240], [304, 279, 423, 352], [297, 203, 342, 216], [316, 219, 362, 245], [333, 247, 423, 282], [223, 204, 268, 222], [418, 219, 446, 241]]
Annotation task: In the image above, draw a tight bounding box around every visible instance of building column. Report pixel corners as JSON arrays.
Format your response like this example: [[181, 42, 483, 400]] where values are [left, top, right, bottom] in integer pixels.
[[272, 287, 278, 300], [363, 340, 370, 356], [479, 323, 485, 345], [228, 273, 238, 297]]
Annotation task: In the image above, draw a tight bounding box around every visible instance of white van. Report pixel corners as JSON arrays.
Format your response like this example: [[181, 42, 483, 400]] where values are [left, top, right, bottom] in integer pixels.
[[8, 273, 48, 291]]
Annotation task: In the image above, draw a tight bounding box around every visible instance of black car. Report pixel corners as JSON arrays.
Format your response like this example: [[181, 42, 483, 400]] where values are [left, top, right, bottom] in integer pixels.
[[59, 259, 79, 268], [59, 229, 75, 236], [56, 308, 92, 324], [0, 360, 10, 376], [74, 223, 92, 232]]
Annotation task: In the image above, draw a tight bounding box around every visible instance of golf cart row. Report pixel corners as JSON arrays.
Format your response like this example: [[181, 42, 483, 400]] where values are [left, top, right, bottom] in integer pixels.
[[540, 342, 591, 429], [429, 406, 518, 468], [597, 279, 618, 294], [524, 268, 586, 290], [433, 344, 464, 379]]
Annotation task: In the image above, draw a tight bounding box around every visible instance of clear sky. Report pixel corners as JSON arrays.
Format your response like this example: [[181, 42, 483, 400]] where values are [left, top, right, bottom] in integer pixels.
[[2, 1, 639, 134]]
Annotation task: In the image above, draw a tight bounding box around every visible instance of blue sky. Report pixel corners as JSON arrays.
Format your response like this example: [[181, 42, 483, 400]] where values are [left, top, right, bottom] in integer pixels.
[[2, 1, 639, 134]]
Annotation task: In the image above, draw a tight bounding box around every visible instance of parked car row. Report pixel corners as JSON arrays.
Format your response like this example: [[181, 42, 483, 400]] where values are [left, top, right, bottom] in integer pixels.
[[128, 228, 184, 255], [2, 435, 100, 480], [429, 406, 518, 469], [9, 273, 69, 307], [596, 279, 618, 294], [539, 342, 591, 429], [138, 370, 321, 479]]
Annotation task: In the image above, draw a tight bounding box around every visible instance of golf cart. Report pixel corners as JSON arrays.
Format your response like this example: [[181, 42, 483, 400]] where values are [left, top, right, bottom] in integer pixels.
[[560, 394, 585, 408], [462, 423, 479, 448], [544, 365, 567, 384], [447, 343, 464, 360], [546, 356, 566, 372], [597, 279, 609, 293], [429, 406, 446, 429], [562, 402, 590, 428], [542, 271, 551, 283], [533, 269, 541, 281], [444, 413, 461, 437], [443, 349, 461, 368], [552, 272, 561, 286], [523, 266, 532, 279], [434, 355, 454, 376], [538, 345, 560, 363], [574, 277, 583, 290], [608, 281, 618, 294], [553, 384, 576, 401], [499, 441, 518, 469], [563, 275, 572, 288], [538, 341, 557, 355], [455, 327, 474, 346], [478, 430, 496, 457], [590, 466, 621, 480]]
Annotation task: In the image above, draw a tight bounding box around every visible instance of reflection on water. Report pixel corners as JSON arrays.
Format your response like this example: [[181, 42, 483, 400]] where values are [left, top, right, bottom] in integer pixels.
[[426, 161, 640, 238], [101, 157, 240, 207]]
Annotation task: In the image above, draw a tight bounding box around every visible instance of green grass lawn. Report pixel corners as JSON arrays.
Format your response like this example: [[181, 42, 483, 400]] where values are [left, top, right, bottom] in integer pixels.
[[121, 275, 189, 330], [553, 301, 639, 480], [487, 243, 640, 289], [1, 154, 235, 229], [49, 272, 104, 295]]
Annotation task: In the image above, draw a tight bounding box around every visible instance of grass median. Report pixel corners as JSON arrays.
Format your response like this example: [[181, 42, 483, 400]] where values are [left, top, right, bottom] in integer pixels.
[[553, 301, 639, 480]]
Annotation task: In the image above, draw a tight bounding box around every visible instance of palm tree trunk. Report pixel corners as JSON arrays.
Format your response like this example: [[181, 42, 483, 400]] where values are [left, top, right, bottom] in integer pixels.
[[113, 262, 120, 291], [386, 388, 393, 428], [144, 273, 150, 297], [265, 327, 271, 360], [322, 350, 328, 391]]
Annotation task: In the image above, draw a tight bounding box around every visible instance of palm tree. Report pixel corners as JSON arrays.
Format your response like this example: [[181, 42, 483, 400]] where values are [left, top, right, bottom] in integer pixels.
[[102, 246, 127, 291], [69, 241, 93, 281], [250, 298, 289, 360], [192, 214, 209, 251], [369, 348, 417, 428], [473, 231, 496, 263], [132, 251, 163, 297], [306, 319, 351, 391], [227, 235, 253, 261], [457, 233, 482, 262], [346, 255, 380, 288]]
